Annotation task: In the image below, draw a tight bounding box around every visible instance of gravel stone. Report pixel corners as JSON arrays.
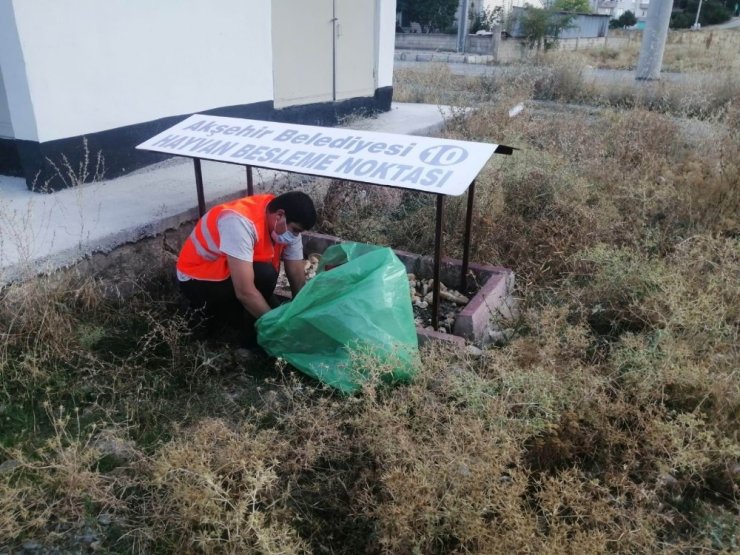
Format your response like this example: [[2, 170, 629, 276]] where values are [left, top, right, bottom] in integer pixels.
[[80, 533, 98, 545], [21, 540, 42, 552]]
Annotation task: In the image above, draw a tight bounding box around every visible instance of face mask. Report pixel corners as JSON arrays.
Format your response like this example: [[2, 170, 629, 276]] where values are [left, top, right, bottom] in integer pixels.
[[272, 229, 298, 245], [271, 216, 299, 245]]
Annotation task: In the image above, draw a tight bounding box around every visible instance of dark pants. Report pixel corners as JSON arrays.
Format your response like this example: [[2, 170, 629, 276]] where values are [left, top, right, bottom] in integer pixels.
[[179, 262, 278, 347]]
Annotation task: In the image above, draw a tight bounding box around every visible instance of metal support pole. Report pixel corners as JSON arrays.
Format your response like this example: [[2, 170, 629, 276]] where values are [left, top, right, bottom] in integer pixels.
[[491, 24, 501, 62], [461, 180, 476, 292], [456, 0, 470, 53], [246, 165, 254, 196], [331, 0, 337, 101], [193, 158, 206, 217], [432, 194, 445, 330]]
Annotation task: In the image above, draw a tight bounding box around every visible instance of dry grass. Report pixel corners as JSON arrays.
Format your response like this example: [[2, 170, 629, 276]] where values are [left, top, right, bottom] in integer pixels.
[[1, 56, 739, 553], [570, 29, 740, 74]]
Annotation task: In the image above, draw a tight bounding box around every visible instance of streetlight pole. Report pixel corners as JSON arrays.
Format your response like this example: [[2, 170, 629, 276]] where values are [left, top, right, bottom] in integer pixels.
[[693, 0, 704, 30]]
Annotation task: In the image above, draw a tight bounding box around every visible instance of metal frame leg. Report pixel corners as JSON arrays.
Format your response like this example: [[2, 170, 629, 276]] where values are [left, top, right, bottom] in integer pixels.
[[461, 180, 476, 292], [246, 165, 254, 196], [193, 158, 206, 217], [432, 194, 445, 330]]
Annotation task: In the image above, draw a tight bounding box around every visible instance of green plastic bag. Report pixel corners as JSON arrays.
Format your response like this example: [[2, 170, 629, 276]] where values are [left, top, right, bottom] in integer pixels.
[[256, 242, 420, 394]]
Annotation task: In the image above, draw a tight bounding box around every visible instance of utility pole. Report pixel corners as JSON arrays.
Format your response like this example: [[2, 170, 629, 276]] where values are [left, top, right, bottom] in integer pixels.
[[457, 0, 470, 53], [635, 0, 674, 80]]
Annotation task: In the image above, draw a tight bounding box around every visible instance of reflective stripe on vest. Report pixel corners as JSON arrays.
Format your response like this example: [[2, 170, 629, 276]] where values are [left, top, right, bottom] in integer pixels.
[[176, 194, 283, 281], [188, 210, 220, 261]]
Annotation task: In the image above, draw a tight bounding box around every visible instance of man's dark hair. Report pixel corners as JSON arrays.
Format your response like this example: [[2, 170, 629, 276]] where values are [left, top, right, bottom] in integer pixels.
[[267, 191, 317, 230]]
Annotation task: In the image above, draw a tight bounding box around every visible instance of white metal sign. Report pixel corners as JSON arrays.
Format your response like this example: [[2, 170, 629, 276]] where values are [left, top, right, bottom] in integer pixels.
[[137, 114, 498, 196]]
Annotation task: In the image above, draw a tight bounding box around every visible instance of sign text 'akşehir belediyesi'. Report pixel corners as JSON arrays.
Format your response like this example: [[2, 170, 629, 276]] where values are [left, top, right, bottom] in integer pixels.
[[137, 114, 499, 196]]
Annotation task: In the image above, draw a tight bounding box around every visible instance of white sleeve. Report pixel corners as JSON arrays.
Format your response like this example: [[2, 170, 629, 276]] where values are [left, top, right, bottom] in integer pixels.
[[281, 234, 304, 261], [217, 212, 258, 261]]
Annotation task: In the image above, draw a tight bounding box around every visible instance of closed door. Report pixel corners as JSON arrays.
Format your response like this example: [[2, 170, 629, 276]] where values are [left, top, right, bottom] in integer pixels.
[[272, 0, 377, 109], [335, 0, 377, 100], [272, 0, 334, 108]]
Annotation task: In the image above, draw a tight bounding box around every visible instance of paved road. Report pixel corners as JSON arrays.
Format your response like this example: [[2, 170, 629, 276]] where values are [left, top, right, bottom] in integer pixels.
[[706, 16, 740, 30]]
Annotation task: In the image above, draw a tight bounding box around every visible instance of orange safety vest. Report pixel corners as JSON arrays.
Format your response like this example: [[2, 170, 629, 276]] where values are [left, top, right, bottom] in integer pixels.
[[176, 194, 285, 281]]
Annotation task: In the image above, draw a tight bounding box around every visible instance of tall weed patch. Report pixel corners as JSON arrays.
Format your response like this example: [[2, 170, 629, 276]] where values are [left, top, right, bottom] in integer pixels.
[[1, 61, 738, 552], [573, 29, 740, 74], [147, 419, 307, 553]]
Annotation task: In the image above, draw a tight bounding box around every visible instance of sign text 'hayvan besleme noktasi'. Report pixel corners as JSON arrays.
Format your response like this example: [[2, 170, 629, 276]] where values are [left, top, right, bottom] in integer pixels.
[[137, 115, 498, 196]]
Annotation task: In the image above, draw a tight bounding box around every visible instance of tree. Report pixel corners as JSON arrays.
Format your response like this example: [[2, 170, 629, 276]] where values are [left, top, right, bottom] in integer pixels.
[[609, 9, 637, 29], [397, 0, 459, 32], [671, 0, 732, 26], [552, 0, 591, 13], [516, 6, 575, 51], [469, 6, 504, 33]]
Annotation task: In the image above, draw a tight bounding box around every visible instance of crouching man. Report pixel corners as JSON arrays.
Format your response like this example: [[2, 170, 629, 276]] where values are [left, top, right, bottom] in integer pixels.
[[176, 191, 317, 348]]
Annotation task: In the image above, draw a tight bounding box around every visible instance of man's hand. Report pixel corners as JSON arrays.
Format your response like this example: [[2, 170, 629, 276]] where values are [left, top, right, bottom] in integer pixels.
[[284, 259, 306, 297], [228, 255, 271, 318]]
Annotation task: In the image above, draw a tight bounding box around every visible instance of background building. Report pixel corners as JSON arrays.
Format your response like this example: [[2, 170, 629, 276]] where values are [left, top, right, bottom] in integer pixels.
[[471, 0, 546, 18], [594, 0, 650, 18]]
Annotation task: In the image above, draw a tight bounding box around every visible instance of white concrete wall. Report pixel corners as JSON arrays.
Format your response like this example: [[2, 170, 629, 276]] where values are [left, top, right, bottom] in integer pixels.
[[0, 1, 37, 141], [5, 0, 273, 142], [2, 0, 395, 144], [377, 0, 397, 88]]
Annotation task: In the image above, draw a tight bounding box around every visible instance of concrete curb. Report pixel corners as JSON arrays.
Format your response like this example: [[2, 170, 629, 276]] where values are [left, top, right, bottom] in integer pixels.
[[395, 50, 494, 65]]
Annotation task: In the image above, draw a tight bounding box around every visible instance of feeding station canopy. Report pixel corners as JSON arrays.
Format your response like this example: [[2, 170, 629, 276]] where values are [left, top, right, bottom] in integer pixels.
[[137, 114, 512, 330]]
